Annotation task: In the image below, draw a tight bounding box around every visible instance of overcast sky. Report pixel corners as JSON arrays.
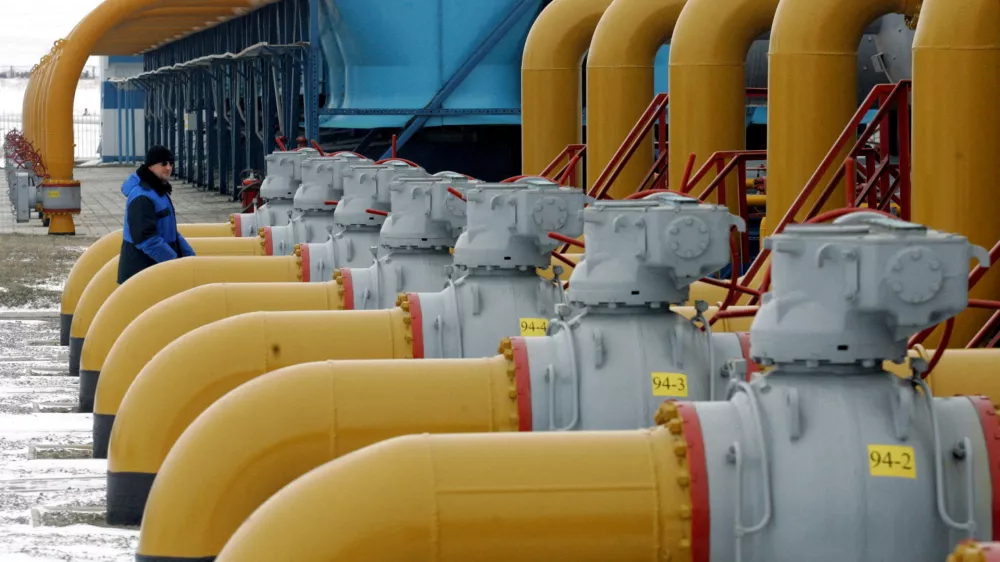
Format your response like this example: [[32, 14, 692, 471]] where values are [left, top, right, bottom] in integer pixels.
[[5, 0, 103, 68]]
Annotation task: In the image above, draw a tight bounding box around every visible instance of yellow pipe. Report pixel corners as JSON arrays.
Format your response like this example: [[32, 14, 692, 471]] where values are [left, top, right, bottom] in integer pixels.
[[214, 427, 689, 562], [668, 0, 777, 213], [911, 0, 1000, 348], [767, 0, 917, 222], [78, 254, 302, 383], [128, 355, 515, 545], [44, 0, 265, 183], [521, 0, 613, 175], [882, 348, 1000, 405], [586, 0, 687, 198], [100, 307, 413, 460], [60, 223, 232, 344], [22, 64, 39, 144]]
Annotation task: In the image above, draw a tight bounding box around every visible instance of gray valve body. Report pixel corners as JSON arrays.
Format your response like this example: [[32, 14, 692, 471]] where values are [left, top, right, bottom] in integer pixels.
[[679, 217, 995, 562]]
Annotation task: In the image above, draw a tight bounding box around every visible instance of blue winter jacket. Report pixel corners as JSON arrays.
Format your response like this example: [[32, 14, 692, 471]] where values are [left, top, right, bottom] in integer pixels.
[[117, 166, 195, 283]]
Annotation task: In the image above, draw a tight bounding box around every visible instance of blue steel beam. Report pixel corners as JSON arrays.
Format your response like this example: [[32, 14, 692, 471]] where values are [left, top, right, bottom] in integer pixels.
[[379, 0, 536, 160], [305, 0, 320, 141]]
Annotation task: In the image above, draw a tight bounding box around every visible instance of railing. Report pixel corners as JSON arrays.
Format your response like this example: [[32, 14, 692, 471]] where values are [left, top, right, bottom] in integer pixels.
[[540, 144, 586, 187], [588, 93, 669, 201], [737, 80, 912, 299], [0, 112, 102, 166]]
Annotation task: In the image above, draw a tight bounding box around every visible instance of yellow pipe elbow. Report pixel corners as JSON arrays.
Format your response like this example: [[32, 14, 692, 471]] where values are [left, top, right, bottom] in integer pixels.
[[767, 0, 917, 222], [135, 355, 519, 553], [668, 0, 777, 212], [882, 349, 1000, 404], [911, 0, 1000, 348], [521, 0, 613, 175], [69, 237, 266, 344], [103, 308, 412, 462], [586, 0, 687, 198], [60, 224, 236, 343], [78, 254, 299, 378], [216, 428, 690, 562]]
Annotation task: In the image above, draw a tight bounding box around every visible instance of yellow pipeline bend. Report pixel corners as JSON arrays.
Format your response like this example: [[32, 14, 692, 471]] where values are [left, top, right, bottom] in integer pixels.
[[668, 0, 778, 212], [586, 0, 687, 198], [911, 0, 1000, 348], [69, 237, 266, 343], [767, 0, 917, 222], [78, 254, 300, 376], [45, 0, 265, 182], [105, 308, 413, 465], [96, 281, 343, 425], [62, 224, 235, 320], [216, 428, 690, 562], [137, 355, 519, 559], [521, 0, 613, 175]]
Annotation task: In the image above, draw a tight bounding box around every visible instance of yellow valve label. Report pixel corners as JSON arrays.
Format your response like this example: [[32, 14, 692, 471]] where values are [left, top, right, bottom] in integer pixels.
[[519, 318, 548, 337], [868, 445, 916, 479], [651, 372, 688, 397], [47, 190, 60, 199]]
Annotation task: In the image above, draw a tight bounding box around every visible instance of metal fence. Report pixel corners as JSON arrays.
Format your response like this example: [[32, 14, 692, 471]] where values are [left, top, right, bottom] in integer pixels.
[[0, 66, 99, 79], [0, 112, 102, 167]]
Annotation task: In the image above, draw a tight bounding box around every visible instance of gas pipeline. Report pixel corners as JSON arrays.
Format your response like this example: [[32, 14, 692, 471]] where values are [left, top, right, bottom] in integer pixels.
[[231, 147, 319, 237], [90, 169, 478, 457], [209, 214, 998, 562], [132, 194, 756, 559]]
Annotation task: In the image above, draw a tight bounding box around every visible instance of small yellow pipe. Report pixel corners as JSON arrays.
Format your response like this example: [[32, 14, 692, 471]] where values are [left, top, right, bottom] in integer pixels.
[[668, 0, 777, 212], [78, 255, 301, 379], [136, 356, 518, 558], [61, 223, 232, 330], [767, 0, 917, 222], [69, 238, 266, 345], [215, 428, 690, 562], [910, 0, 1000, 348], [586, 0, 687, 198], [521, 0, 613, 175], [100, 308, 412, 450]]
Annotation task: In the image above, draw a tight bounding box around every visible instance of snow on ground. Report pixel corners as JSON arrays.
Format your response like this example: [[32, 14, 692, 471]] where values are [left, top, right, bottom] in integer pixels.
[[0, 316, 138, 561]]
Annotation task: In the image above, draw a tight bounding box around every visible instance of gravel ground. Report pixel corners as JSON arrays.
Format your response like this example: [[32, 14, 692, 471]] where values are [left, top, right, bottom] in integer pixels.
[[0, 306, 138, 559], [0, 235, 93, 309]]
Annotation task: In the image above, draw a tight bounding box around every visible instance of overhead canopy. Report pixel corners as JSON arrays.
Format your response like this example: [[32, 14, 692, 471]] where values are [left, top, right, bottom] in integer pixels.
[[92, 0, 282, 55]]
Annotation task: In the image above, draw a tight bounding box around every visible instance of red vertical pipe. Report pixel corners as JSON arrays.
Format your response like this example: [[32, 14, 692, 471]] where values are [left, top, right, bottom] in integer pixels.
[[897, 86, 911, 220], [845, 157, 857, 207]]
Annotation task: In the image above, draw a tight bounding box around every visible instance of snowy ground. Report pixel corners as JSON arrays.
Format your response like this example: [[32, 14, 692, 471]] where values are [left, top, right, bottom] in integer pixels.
[[0, 315, 138, 561]]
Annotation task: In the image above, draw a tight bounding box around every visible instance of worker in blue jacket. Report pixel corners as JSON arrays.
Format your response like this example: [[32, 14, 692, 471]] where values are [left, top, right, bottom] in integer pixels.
[[117, 145, 196, 284]]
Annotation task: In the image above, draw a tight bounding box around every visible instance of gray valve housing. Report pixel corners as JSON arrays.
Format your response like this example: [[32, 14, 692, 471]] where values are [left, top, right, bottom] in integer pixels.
[[675, 216, 996, 562], [408, 179, 588, 359], [266, 154, 373, 256], [9, 170, 39, 223], [516, 197, 748, 434], [233, 148, 318, 236], [341, 173, 479, 310], [298, 160, 430, 281], [752, 215, 990, 366]]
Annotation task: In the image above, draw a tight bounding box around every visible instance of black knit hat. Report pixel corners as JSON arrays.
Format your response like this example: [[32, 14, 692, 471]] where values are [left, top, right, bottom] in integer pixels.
[[145, 145, 173, 167]]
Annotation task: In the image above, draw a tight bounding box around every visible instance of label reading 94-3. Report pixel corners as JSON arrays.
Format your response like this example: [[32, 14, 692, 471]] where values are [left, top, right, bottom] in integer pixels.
[[651, 372, 688, 397]]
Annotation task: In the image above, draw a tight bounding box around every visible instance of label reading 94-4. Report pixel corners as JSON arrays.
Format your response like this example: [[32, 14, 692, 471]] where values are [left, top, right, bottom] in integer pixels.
[[868, 445, 916, 479], [519, 318, 548, 337]]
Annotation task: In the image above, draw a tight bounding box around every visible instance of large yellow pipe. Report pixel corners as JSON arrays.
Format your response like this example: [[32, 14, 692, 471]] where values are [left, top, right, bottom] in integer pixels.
[[60, 224, 233, 345], [668, 0, 778, 211], [129, 355, 515, 545], [911, 0, 1000, 348], [521, 0, 613, 175], [767, 0, 918, 222], [77, 255, 302, 388], [586, 0, 686, 198], [215, 429, 689, 562], [22, 64, 40, 144], [44, 0, 265, 183], [99, 307, 414, 461]]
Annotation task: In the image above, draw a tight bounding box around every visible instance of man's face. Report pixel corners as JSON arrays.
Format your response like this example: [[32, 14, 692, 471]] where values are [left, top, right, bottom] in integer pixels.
[[149, 161, 173, 181]]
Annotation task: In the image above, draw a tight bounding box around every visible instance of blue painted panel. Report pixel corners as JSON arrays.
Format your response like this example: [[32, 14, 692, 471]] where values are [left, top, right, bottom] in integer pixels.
[[318, 0, 541, 130], [108, 55, 144, 64], [102, 82, 146, 110], [653, 44, 670, 94]]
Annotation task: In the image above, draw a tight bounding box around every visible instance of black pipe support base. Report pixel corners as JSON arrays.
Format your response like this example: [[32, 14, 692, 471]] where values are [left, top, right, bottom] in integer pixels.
[[92, 413, 114, 459], [68, 337, 83, 378], [79, 369, 99, 413], [135, 555, 215, 562], [59, 313, 72, 346], [106, 470, 155, 527]]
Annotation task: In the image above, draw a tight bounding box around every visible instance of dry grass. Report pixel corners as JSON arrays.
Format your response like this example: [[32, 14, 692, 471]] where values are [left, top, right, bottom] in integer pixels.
[[0, 234, 94, 309]]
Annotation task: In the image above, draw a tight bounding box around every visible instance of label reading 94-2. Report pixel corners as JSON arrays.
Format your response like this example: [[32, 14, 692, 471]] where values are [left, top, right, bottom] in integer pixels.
[[519, 318, 548, 337], [868, 445, 916, 479]]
